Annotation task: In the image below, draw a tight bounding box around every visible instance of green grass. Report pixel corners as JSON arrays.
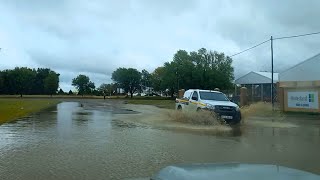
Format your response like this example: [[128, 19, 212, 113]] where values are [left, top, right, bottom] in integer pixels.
[[0, 99, 59, 124], [127, 99, 175, 109]]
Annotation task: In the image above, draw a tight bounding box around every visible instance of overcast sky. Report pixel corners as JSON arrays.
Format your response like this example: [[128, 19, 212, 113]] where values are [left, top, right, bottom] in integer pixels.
[[1, 0, 320, 91]]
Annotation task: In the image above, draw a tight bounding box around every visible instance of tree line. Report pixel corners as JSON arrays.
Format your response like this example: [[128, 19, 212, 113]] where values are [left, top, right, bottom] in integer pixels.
[[0, 48, 234, 98], [0, 67, 59, 97], [109, 48, 234, 97]]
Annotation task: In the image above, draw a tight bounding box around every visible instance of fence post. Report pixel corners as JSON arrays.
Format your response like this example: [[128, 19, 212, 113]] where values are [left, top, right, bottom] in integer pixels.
[[178, 89, 185, 98], [277, 83, 284, 111], [240, 87, 248, 107]]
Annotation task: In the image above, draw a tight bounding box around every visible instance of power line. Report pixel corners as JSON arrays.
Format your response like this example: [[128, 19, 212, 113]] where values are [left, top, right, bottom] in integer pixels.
[[230, 31, 320, 58], [230, 39, 270, 57], [274, 31, 320, 40]]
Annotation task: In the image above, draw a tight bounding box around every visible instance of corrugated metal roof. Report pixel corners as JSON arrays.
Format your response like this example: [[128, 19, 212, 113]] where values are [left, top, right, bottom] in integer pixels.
[[279, 53, 320, 81], [235, 71, 278, 85], [254, 71, 279, 81]]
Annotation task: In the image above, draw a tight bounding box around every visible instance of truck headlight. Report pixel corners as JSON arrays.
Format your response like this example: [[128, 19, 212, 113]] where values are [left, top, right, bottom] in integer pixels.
[[235, 106, 240, 111], [206, 104, 215, 110]]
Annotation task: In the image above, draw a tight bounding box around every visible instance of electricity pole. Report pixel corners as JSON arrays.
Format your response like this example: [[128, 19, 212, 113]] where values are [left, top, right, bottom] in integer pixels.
[[271, 36, 274, 109]]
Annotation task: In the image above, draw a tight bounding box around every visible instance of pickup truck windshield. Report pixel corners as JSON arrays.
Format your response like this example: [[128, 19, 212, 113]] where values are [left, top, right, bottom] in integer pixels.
[[199, 92, 229, 101]]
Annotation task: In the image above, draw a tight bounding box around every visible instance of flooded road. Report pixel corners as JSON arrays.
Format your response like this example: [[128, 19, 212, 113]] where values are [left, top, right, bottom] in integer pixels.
[[1, 100, 320, 179]]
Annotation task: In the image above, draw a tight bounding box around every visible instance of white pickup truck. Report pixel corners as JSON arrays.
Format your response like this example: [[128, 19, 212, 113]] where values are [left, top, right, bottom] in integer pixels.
[[175, 89, 241, 124]]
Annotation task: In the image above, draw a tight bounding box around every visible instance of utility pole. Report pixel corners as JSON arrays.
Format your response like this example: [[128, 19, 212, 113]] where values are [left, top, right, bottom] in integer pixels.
[[271, 36, 274, 109]]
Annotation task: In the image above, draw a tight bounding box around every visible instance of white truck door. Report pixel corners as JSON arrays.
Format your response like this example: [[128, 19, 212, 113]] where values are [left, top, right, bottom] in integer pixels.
[[179, 90, 191, 111], [189, 91, 199, 111]]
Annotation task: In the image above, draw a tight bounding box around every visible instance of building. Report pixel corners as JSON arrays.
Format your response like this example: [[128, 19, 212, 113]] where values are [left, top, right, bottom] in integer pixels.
[[235, 71, 279, 102], [278, 53, 320, 112]]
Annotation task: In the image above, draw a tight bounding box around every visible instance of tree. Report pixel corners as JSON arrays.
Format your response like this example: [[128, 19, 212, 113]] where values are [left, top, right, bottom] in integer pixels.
[[162, 62, 178, 97], [152, 48, 234, 97], [141, 69, 152, 90], [9, 67, 36, 97], [44, 71, 59, 96], [112, 68, 141, 98], [32, 68, 50, 95], [172, 50, 194, 90], [151, 67, 165, 94], [68, 90, 73, 95], [98, 83, 114, 99], [72, 74, 95, 96], [58, 88, 64, 95], [0, 67, 60, 96], [0, 71, 4, 94]]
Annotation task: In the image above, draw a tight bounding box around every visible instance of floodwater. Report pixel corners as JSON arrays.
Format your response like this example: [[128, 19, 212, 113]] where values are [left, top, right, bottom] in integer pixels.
[[0, 100, 320, 179]]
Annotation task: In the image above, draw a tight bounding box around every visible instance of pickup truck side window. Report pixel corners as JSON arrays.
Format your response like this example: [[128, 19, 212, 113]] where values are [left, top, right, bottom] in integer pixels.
[[191, 91, 199, 101], [183, 91, 192, 99]]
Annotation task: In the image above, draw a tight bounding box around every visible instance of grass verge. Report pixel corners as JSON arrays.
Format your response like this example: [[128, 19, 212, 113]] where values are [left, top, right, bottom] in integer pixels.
[[241, 102, 285, 120], [0, 98, 59, 124]]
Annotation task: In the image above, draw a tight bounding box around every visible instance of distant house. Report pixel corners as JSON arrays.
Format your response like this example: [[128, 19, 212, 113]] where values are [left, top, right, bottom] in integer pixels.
[[116, 88, 125, 94], [235, 71, 279, 102]]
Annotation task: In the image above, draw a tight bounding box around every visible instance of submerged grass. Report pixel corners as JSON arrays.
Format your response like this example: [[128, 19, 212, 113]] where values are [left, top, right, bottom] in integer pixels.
[[0, 98, 59, 124], [241, 102, 285, 120]]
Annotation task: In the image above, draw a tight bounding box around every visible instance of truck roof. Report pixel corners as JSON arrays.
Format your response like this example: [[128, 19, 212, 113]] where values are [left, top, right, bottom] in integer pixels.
[[186, 89, 222, 93]]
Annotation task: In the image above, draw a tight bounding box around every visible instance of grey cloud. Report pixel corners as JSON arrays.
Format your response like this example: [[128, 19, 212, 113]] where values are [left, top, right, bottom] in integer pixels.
[[1, 0, 320, 90]]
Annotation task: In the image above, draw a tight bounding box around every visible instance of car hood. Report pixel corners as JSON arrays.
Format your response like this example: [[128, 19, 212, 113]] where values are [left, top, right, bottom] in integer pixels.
[[151, 163, 320, 180], [201, 100, 238, 107]]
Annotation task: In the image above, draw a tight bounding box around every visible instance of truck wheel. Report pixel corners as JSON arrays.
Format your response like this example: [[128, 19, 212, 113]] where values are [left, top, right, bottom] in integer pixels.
[[177, 105, 182, 111], [196, 107, 202, 112]]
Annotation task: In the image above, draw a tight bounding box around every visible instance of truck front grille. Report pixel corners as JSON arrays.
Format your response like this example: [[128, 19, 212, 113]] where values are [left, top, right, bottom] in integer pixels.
[[215, 106, 234, 112]]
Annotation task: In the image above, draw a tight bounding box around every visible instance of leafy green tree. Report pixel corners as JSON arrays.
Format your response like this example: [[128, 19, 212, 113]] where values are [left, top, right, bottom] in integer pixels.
[[154, 48, 234, 97], [172, 50, 194, 90], [151, 67, 165, 93], [0, 67, 60, 95], [141, 69, 152, 90], [44, 71, 59, 96], [112, 68, 141, 98], [0, 71, 4, 94], [72, 74, 95, 96], [32, 68, 50, 94], [9, 67, 36, 97], [162, 62, 178, 97], [98, 83, 114, 97]]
